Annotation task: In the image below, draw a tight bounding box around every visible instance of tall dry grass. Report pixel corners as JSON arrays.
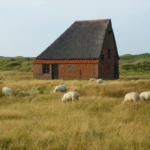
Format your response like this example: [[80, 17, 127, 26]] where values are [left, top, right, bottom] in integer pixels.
[[0, 71, 150, 150]]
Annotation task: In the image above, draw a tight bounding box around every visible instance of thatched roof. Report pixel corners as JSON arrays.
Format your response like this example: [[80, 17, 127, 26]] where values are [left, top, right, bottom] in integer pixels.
[[36, 19, 113, 60]]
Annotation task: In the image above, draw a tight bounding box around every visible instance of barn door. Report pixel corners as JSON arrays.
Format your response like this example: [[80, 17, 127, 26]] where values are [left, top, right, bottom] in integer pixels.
[[114, 63, 119, 79], [52, 64, 58, 79]]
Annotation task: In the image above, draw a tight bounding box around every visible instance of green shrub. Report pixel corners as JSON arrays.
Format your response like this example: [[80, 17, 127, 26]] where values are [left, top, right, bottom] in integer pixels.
[[0, 57, 34, 72]]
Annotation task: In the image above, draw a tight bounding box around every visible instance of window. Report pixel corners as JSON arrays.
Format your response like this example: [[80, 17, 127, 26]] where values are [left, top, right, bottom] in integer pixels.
[[109, 31, 112, 34], [101, 54, 104, 59], [68, 65, 74, 69], [43, 64, 49, 74], [108, 49, 111, 59]]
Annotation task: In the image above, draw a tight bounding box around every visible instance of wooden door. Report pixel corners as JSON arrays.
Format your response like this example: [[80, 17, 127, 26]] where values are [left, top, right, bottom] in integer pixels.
[[114, 63, 119, 79], [52, 64, 58, 79]]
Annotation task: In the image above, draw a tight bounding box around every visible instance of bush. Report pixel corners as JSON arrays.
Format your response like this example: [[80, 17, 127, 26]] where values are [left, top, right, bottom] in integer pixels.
[[0, 57, 34, 72], [5, 62, 20, 67]]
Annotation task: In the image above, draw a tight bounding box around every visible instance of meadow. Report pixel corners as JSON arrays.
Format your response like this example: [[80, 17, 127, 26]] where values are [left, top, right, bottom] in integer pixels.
[[0, 71, 150, 150]]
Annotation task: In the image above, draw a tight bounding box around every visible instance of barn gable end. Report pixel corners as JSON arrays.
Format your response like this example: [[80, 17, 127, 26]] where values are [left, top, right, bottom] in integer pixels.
[[33, 19, 119, 80]]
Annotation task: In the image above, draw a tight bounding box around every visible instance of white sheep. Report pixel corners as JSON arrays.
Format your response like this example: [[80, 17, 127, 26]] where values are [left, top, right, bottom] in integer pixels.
[[90, 78, 97, 81], [53, 85, 67, 92], [61, 91, 79, 103], [2, 87, 13, 97], [97, 79, 103, 83], [140, 91, 150, 101], [123, 92, 140, 103]]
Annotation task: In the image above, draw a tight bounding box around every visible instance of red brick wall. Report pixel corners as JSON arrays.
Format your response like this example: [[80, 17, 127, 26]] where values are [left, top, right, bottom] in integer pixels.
[[59, 63, 98, 79], [98, 49, 118, 79], [33, 63, 98, 80], [33, 64, 51, 79], [33, 49, 119, 80]]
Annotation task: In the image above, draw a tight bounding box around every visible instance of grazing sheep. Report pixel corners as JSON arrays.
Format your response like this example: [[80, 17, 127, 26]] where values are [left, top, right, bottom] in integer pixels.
[[97, 79, 103, 83], [53, 85, 67, 92], [61, 91, 79, 103], [123, 92, 140, 103], [90, 78, 97, 81], [140, 91, 150, 101], [2, 87, 13, 97]]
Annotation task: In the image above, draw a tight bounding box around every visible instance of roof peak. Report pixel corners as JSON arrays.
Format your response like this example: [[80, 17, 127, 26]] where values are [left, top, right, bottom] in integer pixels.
[[75, 19, 111, 23]]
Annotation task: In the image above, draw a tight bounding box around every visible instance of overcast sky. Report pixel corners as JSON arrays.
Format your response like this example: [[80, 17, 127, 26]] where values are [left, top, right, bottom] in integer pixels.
[[0, 0, 150, 57]]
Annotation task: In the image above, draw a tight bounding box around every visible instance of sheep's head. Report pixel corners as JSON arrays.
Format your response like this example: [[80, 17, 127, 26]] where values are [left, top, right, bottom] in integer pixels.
[[60, 100, 65, 103]]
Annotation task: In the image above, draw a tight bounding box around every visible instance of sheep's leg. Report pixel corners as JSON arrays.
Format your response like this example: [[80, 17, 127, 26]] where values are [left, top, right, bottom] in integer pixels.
[[9, 92, 13, 98], [9, 93, 12, 98]]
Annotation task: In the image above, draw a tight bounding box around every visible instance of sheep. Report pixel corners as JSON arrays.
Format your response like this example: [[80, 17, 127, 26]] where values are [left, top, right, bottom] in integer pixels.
[[53, 85, 67, 92], [140, 91, 150, 101], [2, 87, 13, 97], [123, 92, 140, 103], [61, 91, 79, 103], [90, 78, 97, 81], [97, 79, 103, 83]]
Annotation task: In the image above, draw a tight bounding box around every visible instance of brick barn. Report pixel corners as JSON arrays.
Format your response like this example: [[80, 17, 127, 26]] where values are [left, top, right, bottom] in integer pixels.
[[33, 19, 119, 80]]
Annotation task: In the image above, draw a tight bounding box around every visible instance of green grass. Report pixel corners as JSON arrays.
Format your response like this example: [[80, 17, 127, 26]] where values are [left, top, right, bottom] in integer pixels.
[[119, 53, 150, 75], [0, 53, 150, 76], [0, 57, 34, 72]]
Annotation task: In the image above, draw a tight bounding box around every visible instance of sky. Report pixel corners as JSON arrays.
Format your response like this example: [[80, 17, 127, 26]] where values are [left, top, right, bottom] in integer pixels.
[[0, 0, 150, 57]]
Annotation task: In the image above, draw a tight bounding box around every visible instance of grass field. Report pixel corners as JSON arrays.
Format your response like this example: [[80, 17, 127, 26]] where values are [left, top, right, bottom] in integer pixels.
[[119, 53, 150, 75], [0, 71, 150, 150], [0, 53, 150, 76]]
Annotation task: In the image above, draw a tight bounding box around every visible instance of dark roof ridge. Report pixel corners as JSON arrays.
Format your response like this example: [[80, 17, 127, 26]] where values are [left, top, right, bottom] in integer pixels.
[[75, 19, 111, 23]]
